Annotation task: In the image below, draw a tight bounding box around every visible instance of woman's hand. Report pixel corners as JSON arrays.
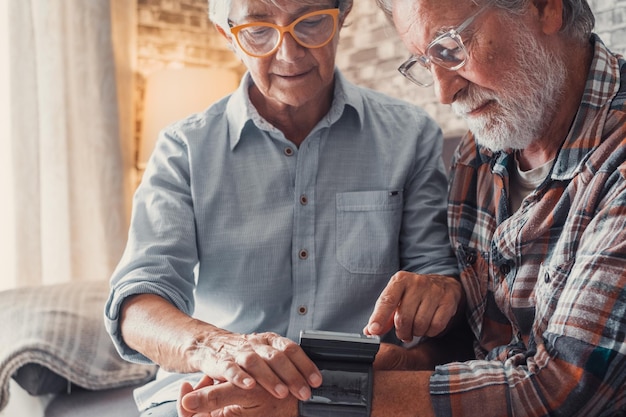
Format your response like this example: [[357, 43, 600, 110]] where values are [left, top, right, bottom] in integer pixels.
[[121, 295, 321, 402], [190, 330, 322, 401]]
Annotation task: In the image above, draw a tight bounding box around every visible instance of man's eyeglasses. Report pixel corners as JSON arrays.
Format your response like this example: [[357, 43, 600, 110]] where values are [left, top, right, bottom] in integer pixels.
[[398, 1, 493, 87], [229, 8, 340, 58]]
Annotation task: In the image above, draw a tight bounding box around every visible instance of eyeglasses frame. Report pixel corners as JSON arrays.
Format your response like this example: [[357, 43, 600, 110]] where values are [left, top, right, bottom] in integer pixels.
[[398, 1, 494, 87], [229, 8, 340, 58]]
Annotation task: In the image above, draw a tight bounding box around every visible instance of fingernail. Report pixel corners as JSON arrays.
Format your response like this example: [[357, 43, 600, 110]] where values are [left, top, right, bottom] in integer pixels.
[[309, 373, 322, 386], [183, 393, 200, 410], [299, 386, 311, 400], [369, 322, 381, 334], [243, 377, 254, 387], [275, 384, 289, 397]]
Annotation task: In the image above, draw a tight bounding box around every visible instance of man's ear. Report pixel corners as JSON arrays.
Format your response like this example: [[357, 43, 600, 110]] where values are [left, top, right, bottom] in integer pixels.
[[535, 0, 564, 35]]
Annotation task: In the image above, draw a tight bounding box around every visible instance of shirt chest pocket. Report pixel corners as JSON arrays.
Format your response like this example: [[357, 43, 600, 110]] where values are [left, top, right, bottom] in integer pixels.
[[336, 190, 403, 274]]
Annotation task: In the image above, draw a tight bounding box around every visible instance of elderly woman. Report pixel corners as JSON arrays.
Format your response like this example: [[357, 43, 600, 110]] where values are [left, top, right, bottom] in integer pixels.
[[105, 0, 461, 416]]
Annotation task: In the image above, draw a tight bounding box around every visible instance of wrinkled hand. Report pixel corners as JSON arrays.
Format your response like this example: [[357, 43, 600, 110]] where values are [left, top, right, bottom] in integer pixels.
[[363, 272, 462, 342], [178, 376, 213, 417], [178, 375, 297, 417], [192, 331, 321, 401]]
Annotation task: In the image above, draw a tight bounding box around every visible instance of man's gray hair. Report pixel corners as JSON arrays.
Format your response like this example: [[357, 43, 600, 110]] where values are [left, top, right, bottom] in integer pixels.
[[209, 0, 354, 32], [375, 0, 594, 42]]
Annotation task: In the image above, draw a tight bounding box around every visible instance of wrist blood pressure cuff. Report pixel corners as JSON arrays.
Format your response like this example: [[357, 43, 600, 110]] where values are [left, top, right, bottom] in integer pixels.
[[298, 330, 380, 417]]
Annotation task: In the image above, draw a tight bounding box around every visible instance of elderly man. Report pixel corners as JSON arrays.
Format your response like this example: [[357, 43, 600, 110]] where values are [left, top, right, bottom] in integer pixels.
[[105, 0, 463, 416], [178, 0, 626, 415]]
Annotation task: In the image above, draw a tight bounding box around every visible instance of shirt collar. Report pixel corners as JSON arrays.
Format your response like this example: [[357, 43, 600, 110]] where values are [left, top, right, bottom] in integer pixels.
[[551, 34, 623, 180], [226, 69, 364, 150], [225, 73, 254, 150]]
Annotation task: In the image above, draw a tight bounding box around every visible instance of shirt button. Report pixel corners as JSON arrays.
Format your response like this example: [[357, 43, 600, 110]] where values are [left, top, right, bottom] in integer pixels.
[[300, 195, 308, 205], [500, 264, 511, 275], [299, 249, 308, 260], [284, 147, 294, 156], [298, 305, 308, 315], [465, 252, 477, 265], [544, 271, 551, 283]]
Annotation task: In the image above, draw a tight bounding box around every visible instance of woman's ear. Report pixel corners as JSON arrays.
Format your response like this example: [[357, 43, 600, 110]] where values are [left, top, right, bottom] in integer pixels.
[[214, 23, 229, 40], [214, 24, 237, 53]]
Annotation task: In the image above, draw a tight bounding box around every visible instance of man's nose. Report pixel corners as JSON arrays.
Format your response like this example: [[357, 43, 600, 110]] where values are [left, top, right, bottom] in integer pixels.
[[431, 65, 465, 105]]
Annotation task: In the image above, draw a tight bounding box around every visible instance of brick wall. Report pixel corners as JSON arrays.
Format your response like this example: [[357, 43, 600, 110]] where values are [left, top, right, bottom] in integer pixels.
[[135, 0, 626, 148], [137, 0, 244, 73], [590, 0, 626, 53]]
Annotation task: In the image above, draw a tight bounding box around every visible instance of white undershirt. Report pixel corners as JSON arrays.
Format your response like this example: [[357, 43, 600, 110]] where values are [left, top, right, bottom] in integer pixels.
[[509, 154, 555, 213]]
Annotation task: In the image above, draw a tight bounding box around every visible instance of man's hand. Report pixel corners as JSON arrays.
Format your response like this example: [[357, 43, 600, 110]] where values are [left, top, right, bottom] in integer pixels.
[[363, 272, 462, 342], [178, 376, 297, 417]]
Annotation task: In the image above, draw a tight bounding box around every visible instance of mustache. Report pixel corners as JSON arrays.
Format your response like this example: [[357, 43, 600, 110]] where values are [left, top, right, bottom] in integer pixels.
[[451, 87, 499, 116]]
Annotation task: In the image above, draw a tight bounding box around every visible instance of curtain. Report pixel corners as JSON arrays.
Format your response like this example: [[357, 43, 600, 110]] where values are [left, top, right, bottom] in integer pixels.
[[0, 0, 136, 290]]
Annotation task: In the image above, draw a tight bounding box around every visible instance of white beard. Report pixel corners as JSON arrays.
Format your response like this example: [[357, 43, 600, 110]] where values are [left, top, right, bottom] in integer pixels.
[[452, 25, 566, 152]]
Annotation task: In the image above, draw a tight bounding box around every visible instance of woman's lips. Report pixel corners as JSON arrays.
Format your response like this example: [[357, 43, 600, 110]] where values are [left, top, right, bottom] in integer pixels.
[[275, 68, 310, 80]]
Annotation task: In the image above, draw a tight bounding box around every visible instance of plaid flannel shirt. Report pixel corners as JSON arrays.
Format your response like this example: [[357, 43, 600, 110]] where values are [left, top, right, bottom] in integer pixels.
[[432, 35, 626, 416]]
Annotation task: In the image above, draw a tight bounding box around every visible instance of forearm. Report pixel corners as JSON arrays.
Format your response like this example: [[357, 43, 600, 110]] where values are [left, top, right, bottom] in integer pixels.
[[179, 369, 436, 417], [283, 371, 435, 417], [255, 371, 435, 417], [120, 293, 221, 373], [373, 371, 435, 417]]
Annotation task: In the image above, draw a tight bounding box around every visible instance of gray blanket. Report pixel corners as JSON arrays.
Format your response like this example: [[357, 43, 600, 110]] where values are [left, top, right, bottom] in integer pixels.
[[0, 280, 157, 411]]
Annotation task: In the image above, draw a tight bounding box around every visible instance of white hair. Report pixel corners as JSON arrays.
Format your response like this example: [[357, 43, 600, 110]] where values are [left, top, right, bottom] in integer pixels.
[[375, 0, 594, 42], [209, 0, 354, 32]]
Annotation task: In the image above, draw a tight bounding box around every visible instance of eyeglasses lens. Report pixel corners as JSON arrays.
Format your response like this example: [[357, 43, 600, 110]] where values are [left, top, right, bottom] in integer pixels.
[[428, 34, 467, 69], [401, 59, 433, 87], [399, 34, 467, 87], [236, 12, 336, 56], [237, 27, 278, 56], [293, 13, 335, 47]]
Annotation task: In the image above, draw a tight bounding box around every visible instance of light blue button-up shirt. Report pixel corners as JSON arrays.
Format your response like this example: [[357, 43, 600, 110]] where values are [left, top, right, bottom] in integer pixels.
[[104, 70, 457, 410]]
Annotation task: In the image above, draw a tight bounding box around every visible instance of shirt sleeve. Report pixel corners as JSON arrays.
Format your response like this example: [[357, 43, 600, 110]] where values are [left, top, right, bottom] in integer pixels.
[[104, 127, 198, 364], [399, 114, 459, 277], [430, 177, 626, 416]]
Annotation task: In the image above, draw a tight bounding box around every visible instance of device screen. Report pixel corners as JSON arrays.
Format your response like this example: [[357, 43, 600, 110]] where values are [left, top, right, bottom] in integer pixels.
[[308, 369, 368, 407]]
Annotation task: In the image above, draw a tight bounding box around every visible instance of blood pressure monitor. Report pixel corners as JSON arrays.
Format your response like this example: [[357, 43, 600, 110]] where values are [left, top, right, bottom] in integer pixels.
[[298, 330, 380, 417]]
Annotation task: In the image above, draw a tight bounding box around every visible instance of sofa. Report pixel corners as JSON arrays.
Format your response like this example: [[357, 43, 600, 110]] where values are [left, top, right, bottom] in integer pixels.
[[0, 281, 158, 416]]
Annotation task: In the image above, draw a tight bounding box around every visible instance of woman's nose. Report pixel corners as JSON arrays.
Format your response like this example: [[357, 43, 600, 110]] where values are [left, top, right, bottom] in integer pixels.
[[275, 32, 306, 62]]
